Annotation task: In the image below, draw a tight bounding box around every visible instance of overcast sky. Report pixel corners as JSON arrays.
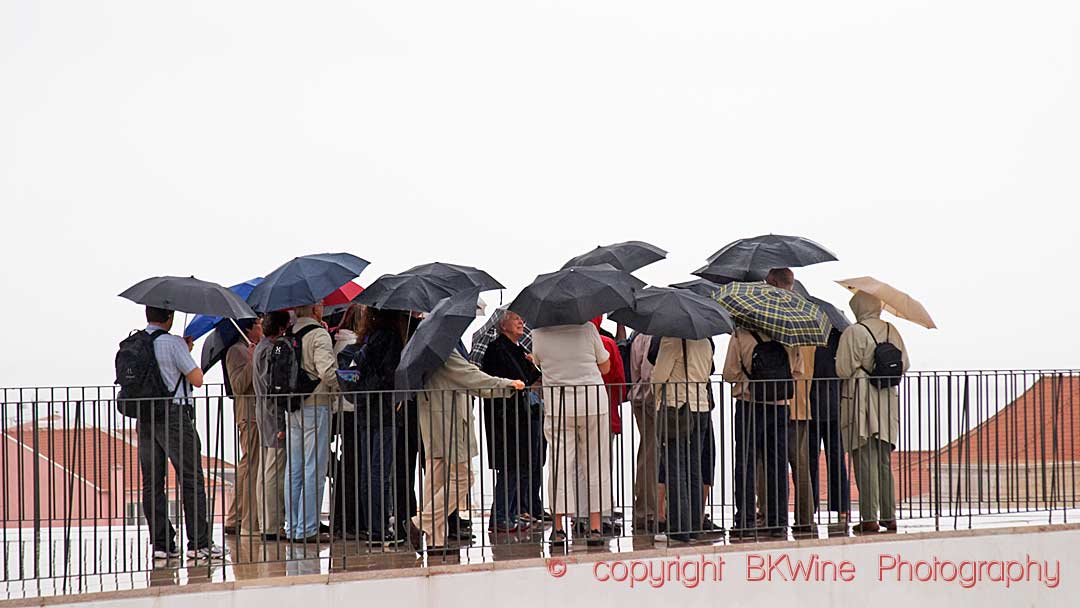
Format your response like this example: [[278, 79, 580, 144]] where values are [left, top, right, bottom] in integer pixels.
[[2, 1, 1078, 387]]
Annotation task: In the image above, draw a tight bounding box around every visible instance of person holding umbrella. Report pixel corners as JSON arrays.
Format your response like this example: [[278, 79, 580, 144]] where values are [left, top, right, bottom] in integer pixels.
[[117, 275, 253, 561], [510, 264, 641, 547], [835, 286, 917, 534], [714, 282, 827, 540], [223, 317, 264, 538], [610, 287, 733, 544], [396, 290, 525, 551]]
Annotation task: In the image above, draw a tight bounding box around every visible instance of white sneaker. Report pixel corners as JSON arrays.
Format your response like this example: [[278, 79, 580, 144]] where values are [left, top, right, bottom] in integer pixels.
[[186, 544, 228, 560], [153, 548, 181, 559]]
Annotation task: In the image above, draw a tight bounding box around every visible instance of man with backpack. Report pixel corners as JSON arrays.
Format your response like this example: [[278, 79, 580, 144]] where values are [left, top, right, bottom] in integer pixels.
[[115, 306, 223, 560], [279, 303, 339, 543], [836, 291, 909, 534], [723, 323, 804, 539], [253, 311, 291, 541]]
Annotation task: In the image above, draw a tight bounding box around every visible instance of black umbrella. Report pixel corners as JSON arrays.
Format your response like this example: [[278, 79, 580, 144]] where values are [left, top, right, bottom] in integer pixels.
[[355, 273, 456, 313], [609, 287, 734, 340], [793, 280, 851, 332], [694, 235, 837, 283], [401, 262, 504, 292], [119, 276, 256, 318], [394, 288, 481, 393], [509, 264, 643, 329], [561, 240, 667, 272], [246, 252, 370, 313], [669, 278, 725, 299]]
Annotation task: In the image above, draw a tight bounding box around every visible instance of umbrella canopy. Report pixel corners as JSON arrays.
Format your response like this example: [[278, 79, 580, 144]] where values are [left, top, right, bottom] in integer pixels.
[[401, 262, 504, 292], [609, 287, 734, 340], [120, 276, 256, 318], [246, 253, 370, 313], [322, 281, 364, 307], [509, 264, 644, 329], [395, 288, 481, 393], [836, 276, 937, 329], [183, 278, 264, 339], [469, 306, 533, 365], [200, 322, 240, 372], [355, 273, 456, 313], [712, 282, 832, 347], [792, 280, 851, 332], [561, 240, 668, 272], [669, 278, 724, 299], [694, 235, 836, 283]]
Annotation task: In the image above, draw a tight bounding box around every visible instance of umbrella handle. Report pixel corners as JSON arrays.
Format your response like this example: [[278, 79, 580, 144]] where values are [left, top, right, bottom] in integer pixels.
[[228, 318, 253, 346]]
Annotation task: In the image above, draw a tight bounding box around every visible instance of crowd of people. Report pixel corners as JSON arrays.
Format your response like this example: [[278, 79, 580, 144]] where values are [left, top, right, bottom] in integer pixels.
[[126, 266, 910, 557]]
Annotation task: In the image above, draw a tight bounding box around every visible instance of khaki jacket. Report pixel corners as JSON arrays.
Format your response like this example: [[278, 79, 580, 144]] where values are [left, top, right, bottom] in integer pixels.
[[417, 351, 517, 463], [651, 337, 714, 412], [722, 328, 804, 405], [836, 292, 910, 451], [791, 346, 816, 421], [294, 317, 340, 408], [225, 342, 256, 421]]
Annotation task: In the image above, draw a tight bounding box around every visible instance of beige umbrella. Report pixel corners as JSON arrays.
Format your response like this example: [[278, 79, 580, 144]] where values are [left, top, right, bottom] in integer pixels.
[[835, 276, 937, 329]]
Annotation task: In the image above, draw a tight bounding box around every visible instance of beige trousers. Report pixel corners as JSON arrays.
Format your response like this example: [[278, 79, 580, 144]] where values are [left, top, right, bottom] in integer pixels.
[[227, 398, 261, 534], [631, 401, 659, 523], [413, 458, 471, 547], [545, 414, 611, 516], [255, 446, 286, 534]]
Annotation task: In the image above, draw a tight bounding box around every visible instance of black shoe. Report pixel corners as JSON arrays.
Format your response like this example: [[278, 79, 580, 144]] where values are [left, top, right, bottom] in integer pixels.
[[223, 525, 238, 535], [262, 533, 284, 542], [290, 534, 324, 544], [765, 527, 788, 540], [319, 523, 332, 535], [730, 527, 758, 540], [585, 529, 606, 547], [792, 525, 816, 539], [669, 533, 700, 544], [550, 530, 568, 546]]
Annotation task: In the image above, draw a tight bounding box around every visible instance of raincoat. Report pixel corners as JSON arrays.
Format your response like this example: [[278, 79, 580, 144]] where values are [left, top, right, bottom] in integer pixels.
[[836, 292, 910, 451]]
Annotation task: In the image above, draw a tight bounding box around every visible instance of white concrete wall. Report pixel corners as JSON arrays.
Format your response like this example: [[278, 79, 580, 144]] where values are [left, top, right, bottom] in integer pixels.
[[49, 527, 1078, 608]]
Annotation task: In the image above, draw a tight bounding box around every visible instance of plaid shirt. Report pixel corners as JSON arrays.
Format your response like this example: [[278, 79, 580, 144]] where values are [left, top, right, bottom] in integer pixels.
[[469, 307, 533, 366]]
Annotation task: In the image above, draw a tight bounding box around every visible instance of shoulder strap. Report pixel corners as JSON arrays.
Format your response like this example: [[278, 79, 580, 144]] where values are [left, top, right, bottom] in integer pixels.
[[149, 329, 168, 341], [293, 324, 321, 341], [857, 322, 879, 346], [749, 331, 764, 345]]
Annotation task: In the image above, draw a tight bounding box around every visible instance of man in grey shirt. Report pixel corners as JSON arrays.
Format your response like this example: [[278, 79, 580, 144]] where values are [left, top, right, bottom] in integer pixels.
[[136, 306, 223, 560]]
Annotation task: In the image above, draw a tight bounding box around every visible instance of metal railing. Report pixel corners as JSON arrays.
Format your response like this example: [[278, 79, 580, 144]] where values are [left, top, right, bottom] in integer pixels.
[[2, 371, 1077, 590]]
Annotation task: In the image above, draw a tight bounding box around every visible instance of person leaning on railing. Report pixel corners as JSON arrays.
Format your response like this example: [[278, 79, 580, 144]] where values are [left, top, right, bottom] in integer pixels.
[[411, 351, 524, 551], [836, 291, 909, 534]]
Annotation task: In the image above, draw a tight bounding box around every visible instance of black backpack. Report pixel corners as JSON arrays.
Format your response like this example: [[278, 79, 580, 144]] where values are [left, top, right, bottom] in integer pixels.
[[267, 325, 322, 413], [858, 322, 904, 389], [743, 331, 795, 403], [114, 329, 182, 419]]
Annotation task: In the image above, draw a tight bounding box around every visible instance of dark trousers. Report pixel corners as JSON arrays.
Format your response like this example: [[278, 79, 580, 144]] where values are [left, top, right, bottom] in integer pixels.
[[136, 404, 210, 551], [359, 424, 396, 537], [393, 401, 420, 536], [332, 411, 363, 535], [733, 400, 789, 530], [807, 414, 850, 514], [661, 410, 708, 536], [492, 404, 544, 524]]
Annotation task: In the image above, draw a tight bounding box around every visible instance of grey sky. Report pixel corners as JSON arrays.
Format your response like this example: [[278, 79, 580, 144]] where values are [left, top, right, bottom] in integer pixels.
[[2, 1, 1078, 387]]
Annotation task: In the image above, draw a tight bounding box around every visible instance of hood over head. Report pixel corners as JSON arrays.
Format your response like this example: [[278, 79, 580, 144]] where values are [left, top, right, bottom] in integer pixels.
[[849, 291, 884, 322]]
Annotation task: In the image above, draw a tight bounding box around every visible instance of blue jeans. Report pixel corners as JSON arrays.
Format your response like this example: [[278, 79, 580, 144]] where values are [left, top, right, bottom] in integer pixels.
[[492, 468, 522, 527], [285, 405, 331, 539]]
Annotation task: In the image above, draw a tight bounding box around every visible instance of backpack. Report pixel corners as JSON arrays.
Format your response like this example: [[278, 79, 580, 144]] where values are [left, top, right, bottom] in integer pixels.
[[858, 322, 904, 389], [114, 329, 182, 419], [743, 331, 795, 403], [267, 325, 322, 413]]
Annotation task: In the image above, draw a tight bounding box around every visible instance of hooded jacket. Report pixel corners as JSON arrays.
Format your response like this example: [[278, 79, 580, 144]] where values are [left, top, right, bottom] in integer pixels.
[[836, 291, 910, 451]]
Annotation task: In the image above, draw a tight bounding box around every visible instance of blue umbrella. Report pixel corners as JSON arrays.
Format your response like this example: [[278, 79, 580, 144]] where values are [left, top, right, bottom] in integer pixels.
[[183, 278, 264, 339], [247, 253, 370, 313]]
